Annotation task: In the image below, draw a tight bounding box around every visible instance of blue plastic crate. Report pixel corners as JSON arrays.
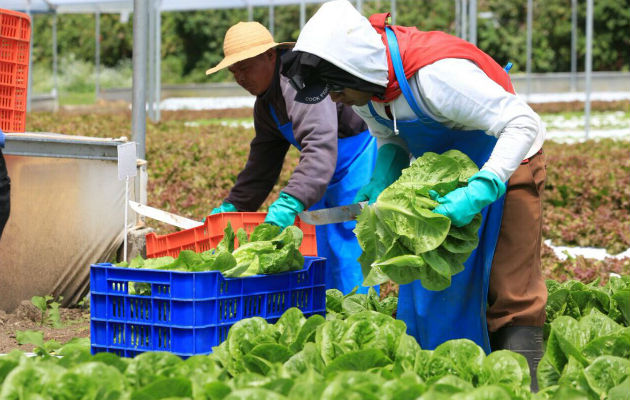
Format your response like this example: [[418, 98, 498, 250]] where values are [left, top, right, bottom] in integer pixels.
[[90, 256, 326, 358]]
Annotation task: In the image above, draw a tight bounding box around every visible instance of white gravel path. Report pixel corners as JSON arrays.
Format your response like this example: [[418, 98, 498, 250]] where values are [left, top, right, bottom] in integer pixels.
[[159, 91, 630, 111]]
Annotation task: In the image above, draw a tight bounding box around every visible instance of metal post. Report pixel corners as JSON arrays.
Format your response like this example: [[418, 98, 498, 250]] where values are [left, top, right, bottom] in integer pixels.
[[468, 0, 477, 45], [526, 0, 533, 97], [269, 1, 274, 37], [147, 0, 156, 122], [248, 2, 253, 21], [356, 0, 363, 14], [52, 12, 58, 109], [26, 7, 32, 112], [585, 0, 593, 139], [461, 0, 468, 41], [571, 0, 577, 92], [391, 0, 396, 24], [455, 0, 461, 37], [300, 0, 305, 28], [132, 0, 148, 160], [155, 4, 161, 122], [95, 12, 100, 100]]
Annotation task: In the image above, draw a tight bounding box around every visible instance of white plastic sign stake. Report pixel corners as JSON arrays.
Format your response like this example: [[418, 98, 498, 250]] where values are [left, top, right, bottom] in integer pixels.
[[118, 142, 137, 180], [118, 142, 137, 263]]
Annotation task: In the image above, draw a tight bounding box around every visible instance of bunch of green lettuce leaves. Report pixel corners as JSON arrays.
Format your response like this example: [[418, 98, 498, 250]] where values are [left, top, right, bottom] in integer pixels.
[[545, 275, 630, 338], [536, 308, 630, 399], [325, 287, 398, 320], [355, 150, 482, 291], [117, 222, 305, 283]]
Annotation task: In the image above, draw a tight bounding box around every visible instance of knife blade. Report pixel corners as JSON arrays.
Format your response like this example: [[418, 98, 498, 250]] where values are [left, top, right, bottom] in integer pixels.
[[129, 201, 203, 230], [298, 201, 368, 225]]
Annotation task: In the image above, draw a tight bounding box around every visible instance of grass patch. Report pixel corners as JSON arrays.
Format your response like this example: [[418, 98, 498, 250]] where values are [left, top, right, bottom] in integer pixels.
[[58, 92, 97, 106]]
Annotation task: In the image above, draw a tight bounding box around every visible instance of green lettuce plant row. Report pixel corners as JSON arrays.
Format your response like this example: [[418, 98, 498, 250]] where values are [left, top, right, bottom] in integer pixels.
[[0, 309, 533, 400], [545, 275, 630, 338], [536, 308, 630, 399], [356, 150, 482, 291], [3, 277, 629, 399]]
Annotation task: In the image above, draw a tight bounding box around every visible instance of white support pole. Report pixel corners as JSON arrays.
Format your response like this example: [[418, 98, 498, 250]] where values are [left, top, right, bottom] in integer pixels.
[[455, 0, 461, 37], [571, 0, 577, 92], [52, 11, 58, 108], [155, 4, 161, 122], [300, 0, 305, 28], [26, 7, 32, 112], [526, 0, 533, 97], [461, 0, 468, 41], [585, 0, 593, 140], [391, 0, 396, 24], [147, 0, 157, 122], [468, 0, 477, 45], [356, 0, 363, 14], [248, 1, 253, 21], [269, 1, 274, 37], [132, 0, 148, 160], [95, 12, 100, 100], [124, 176, 129, 262]]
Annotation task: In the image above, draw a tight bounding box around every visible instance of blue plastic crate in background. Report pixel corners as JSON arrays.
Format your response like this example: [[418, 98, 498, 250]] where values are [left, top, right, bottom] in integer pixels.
[[90, 256, 326, 358]]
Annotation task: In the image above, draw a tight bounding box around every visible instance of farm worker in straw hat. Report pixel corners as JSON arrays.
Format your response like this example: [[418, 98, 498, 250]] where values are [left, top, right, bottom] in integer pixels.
[[281, 0, 547, 390], [206, 21, 377, 295]]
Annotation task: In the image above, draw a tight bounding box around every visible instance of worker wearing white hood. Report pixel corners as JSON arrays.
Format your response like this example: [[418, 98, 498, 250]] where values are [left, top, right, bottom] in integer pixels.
[[283, 0, 547, 391]]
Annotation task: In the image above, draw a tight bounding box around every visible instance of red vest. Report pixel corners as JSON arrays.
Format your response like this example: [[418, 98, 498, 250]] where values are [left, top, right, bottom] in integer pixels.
[[369, 13, 515, 103]]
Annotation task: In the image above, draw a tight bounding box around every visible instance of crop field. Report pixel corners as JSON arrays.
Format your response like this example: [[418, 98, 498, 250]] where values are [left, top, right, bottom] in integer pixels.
[[0, 104, 626, 398], [26, 104, 630, 285]]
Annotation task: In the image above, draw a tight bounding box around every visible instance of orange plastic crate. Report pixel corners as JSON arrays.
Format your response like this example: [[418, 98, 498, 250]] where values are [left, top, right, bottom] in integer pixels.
[[0, 8, 30, 133], [146, 212, 317, 259]]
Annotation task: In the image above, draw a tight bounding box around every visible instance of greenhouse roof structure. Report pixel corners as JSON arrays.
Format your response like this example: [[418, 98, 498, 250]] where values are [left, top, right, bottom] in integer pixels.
[[3, 0, 331, 13]]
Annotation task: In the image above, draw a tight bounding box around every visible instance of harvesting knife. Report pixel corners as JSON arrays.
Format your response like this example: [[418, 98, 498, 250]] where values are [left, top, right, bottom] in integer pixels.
[[129, 201, 203, 230], [298, 201, 368, 225]]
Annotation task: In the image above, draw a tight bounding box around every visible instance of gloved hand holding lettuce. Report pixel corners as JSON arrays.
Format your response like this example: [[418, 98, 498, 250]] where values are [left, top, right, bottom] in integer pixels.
[[353, 143, 410, 204], [355, 150, 489, 291], [430, 170, 506, 227]]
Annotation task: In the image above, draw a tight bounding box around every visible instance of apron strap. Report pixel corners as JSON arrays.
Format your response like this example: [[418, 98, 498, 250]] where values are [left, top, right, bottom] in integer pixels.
[[385, 27, 427, 121], [269, 104, 301, 150]]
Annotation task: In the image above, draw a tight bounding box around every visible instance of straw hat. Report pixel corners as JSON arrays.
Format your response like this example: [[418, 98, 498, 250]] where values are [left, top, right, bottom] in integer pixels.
[[206, 21, 294, 75]]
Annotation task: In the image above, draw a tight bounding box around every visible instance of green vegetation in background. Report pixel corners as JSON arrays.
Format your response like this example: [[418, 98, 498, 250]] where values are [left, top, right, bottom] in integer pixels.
[[31, 54, 132, 104], [29, 0, 629, 92]]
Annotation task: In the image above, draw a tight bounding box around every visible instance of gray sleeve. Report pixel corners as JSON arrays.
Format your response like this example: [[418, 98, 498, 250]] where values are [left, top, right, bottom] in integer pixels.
[[225, 105, 290, 211], [280, 76, 338, 209]]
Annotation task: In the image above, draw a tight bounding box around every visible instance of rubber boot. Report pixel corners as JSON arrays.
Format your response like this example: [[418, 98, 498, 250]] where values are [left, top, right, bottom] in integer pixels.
[[490, 326, 543, 392]]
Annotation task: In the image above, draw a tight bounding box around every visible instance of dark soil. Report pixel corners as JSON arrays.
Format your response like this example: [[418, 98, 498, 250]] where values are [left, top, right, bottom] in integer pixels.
[[0, 301, 90, 354]]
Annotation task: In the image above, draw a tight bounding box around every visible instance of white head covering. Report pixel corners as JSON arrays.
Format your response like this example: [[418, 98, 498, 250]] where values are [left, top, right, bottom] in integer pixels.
[[293, 0, 388, 87]]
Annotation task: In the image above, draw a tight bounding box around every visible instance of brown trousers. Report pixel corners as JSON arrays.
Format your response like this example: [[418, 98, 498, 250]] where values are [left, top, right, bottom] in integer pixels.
[[487, 150, 547, 332]]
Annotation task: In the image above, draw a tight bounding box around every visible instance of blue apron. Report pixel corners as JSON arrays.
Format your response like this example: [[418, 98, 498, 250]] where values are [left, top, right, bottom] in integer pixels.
[[269, 105, 377, 294], [365, 27, 506, 353]]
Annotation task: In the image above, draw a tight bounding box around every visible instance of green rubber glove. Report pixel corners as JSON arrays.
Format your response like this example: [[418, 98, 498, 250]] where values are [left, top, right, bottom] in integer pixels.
[[265, 192, 305, 228], [211, 202, 237, 215], [430, 170, 506, 227], [353, 143, 409, 204]]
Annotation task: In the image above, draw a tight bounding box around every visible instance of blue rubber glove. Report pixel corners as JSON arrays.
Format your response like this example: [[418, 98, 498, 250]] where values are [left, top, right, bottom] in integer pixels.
[[353, 143, 409, 204], [430, 170, 506, 227], [265, 192, 305, 228]]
